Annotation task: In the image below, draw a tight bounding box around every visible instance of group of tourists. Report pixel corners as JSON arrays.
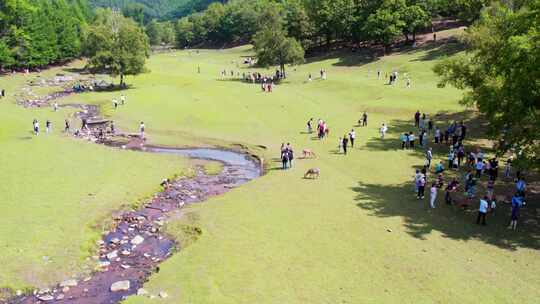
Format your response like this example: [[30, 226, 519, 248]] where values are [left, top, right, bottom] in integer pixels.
[[112, 94, 127, 109], [338, 129, 356, 155], [408, 109, 529, 230], [31, 118, 52, 135], [280, 143, 294, 169]]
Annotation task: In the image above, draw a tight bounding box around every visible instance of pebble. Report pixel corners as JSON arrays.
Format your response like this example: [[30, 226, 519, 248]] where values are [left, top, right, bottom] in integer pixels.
[[37, 295, 54, 301], [110, 280, 130, 292], [131, 235, 145, 245]]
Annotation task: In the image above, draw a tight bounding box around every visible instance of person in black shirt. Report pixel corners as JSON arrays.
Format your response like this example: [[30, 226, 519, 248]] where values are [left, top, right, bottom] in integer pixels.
[[342, 136, 349, 155], [414, 111, 420, 127]]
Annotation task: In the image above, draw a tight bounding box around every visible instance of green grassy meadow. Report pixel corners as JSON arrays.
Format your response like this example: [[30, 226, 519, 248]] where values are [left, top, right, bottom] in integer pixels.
[[1, 29, 538, 303]]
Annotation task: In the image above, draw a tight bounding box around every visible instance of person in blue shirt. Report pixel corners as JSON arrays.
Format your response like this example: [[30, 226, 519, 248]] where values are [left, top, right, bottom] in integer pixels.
[[509, 195, 523, 230]]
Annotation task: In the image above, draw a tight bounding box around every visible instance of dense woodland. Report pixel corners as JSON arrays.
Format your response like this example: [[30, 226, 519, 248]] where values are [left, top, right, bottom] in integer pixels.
[[0, 0, 91, 69]]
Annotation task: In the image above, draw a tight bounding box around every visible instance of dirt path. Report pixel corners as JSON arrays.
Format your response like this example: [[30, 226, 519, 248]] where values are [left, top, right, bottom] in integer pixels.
[[9, 92, 262, 304]]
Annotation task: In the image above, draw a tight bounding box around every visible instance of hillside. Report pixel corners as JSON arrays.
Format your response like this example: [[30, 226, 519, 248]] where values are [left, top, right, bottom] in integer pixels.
[[89, 0, 217, 20]]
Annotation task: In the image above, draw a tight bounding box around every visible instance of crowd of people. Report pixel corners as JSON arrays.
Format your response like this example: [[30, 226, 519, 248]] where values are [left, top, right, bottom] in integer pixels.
[[407, 110, 528, 230]]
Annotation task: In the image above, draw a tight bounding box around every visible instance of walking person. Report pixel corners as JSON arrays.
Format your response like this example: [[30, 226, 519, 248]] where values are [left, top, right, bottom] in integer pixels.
[[380, 123, 388, 139], [362, 112, 368, 127], [120, 94, 126, 105], [429, 182, 437, 208], [139, 121, 145, 139], [287, 147, 294, 168], [417, 176, 426, 199], [64, 119, 70, 133], [426, 148, 433, 168], [33, 119, 39, 135], [307, 118, 313, 133], [281, 150, 289, 169], [349, 129, 356, 148], [45, 120, 51, 134], [509, 195, 523, 230], [338, 137, 343, 153], [342, 136, 349, 155], [414, 111, 420, 127], [476, 196, 489, 225], [113, 98, 118, 110], [53, 102, 59, 112]]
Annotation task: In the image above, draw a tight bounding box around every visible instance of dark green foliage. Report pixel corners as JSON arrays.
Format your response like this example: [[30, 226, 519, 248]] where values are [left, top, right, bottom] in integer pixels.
[[0, 0, 90, 69], [434, 1, 540, 168], [84, 9, 150, 85]]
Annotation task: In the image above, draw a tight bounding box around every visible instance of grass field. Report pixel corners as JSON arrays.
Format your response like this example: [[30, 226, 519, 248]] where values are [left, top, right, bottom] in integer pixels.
[[1, 28, 539, 303]]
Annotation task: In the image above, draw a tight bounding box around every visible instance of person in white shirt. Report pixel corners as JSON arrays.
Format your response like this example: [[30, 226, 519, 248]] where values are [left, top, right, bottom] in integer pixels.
[[348, 129, 356, 148], [120, 94, 126, 105], [430, 183, 437, 208], [476, 196, 489, 225], [139, 122, 145, 139], [380, 123, 388, 139], [426, 148, 433, 167]]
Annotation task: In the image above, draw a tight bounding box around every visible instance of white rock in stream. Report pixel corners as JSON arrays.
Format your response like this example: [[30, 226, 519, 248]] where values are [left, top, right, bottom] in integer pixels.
[[37, 295, 54, 301], [131, 235, 144, 245], [110, 280, 130, 292], [60, 279, 78, 287]]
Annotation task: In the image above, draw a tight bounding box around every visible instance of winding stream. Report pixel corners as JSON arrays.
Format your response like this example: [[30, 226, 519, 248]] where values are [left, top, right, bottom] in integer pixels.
[[10, 93, 262, 303]]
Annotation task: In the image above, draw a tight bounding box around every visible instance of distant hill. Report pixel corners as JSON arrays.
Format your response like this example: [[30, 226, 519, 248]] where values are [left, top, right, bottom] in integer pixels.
[[89, 0, 218, 20]]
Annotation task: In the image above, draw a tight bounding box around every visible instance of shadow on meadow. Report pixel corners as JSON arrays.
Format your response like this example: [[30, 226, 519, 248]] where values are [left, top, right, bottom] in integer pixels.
[[364, 110, 490, 159], [408, 38, 466, 62], [352, 181, 540, 251]]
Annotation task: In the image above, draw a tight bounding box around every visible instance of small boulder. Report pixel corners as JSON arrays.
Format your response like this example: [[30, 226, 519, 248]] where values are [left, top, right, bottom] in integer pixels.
[[110, 280, 130, 292], [131, 235, 144, 245], [37, 295, 54, 301]]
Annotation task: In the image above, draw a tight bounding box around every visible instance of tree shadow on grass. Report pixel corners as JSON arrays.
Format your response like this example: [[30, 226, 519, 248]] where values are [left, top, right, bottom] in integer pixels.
[[364, 110, 490, 159], [352, 182, 540, 251], [408, 39, 466, 62], [305, 48, 381, 67]]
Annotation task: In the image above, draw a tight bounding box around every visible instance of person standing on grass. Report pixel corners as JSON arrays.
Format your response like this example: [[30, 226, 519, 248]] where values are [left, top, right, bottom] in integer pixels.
[[445, 178, 459, 204], [120, 94, 126, 105], [113, 98, 118, 110], [429, 182, 437, 208], [477, 196, 489, 225], [409, 132, 415, 148], [287, 147, 294, 168], [338, 136, 343, 153], [401, 133, 407, 149], [281, 150, 289, 169], [417, 175, 426, 199], [475, 160, 485, 178], [110, 121, 115, 134], [53, 102, 59, 112], [33, 119, 39, 135], [139, 121, 145, 139], [362, 112, 368, 127], [434, 127, 441, 144], [1, 89, 5, 98], [414, 111, 420, 127], [45, 120, 51, 134], [342, 136, 349, 155], [64, 119, 70, 133], [516, 178, 526, 199], [457, 145, 465, 167], [426, 148, 433, 168], [380, 123, 388, 139], [509, 195, 523, 230], [349, 129, 356, 148], [504, 159, 512, 178], [307, 118, 313, 133]]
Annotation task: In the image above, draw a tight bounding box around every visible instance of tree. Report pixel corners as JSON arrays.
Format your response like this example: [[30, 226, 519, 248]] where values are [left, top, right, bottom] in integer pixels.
[[252, 5, 304, 77], [84, 9, 150, 86], [434, 2, 540, 168], [146, 20, 163, 45], [363, 1, 405, 52], [176, 17, 194, 47], [401, 5, 431, 42]]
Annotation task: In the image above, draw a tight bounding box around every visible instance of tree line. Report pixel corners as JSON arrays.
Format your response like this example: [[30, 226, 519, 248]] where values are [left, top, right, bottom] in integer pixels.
[[0, 0, 91, 69]]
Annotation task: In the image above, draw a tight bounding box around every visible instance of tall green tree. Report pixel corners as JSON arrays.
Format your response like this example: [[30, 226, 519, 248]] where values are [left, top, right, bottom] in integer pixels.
[[434, 2, 540, 168], [252, 4, 304, 76], [84, 9, 150, 86]]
